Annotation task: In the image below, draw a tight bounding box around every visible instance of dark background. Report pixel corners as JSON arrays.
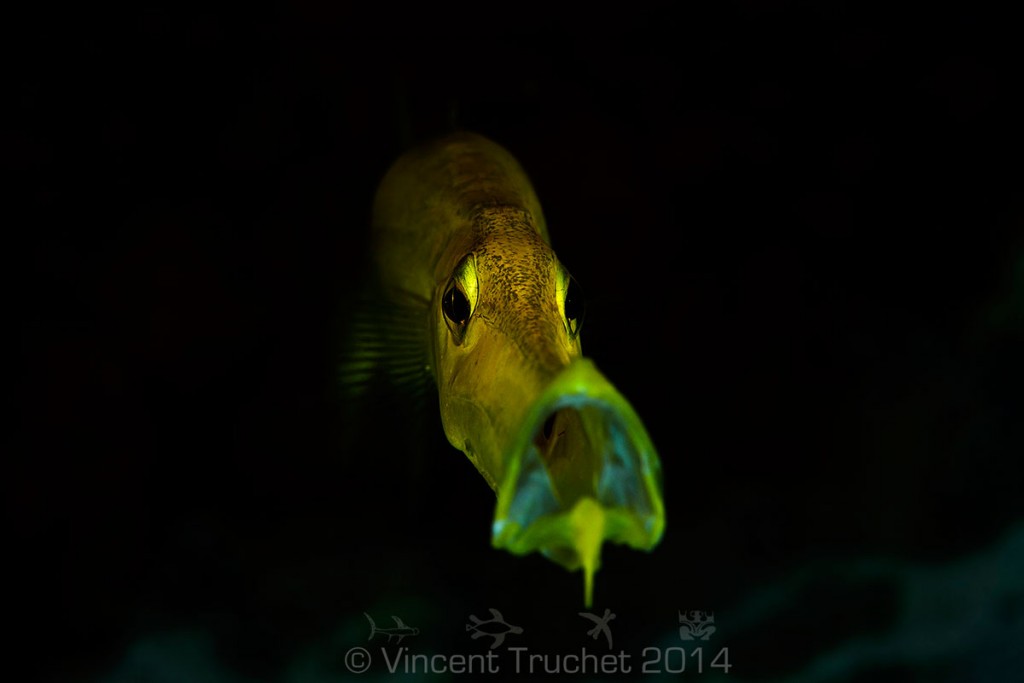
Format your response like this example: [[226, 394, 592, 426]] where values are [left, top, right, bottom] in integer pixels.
[[12, 2, 1023, 681]]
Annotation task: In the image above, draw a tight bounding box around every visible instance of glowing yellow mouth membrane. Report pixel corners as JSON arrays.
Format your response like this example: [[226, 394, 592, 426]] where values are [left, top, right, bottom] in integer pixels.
[[491, 359, 666, 606]]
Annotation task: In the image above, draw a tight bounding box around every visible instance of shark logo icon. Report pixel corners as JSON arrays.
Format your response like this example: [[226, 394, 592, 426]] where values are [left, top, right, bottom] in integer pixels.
[[364, 613, 420, 643], [466, 608, 524, 649], [579, 608, 616, 649], [678, 610, 716, 641]]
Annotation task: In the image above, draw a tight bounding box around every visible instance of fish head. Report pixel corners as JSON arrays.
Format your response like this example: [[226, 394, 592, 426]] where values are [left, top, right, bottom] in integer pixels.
[[431, 214, 582, 489], [431, 209, 665, 605]]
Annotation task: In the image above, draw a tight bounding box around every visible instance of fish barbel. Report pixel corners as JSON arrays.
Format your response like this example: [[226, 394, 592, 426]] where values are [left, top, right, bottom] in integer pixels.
[[343, 132, 665, 605]]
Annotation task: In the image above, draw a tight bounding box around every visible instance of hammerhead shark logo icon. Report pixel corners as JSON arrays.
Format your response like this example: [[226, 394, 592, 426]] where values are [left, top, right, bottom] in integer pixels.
[[364, 613, 420, 643]]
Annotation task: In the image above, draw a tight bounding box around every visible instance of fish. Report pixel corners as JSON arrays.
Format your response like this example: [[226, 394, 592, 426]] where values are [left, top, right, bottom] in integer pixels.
[[364, 612, 420, 643], [339, 132, 665, 606]]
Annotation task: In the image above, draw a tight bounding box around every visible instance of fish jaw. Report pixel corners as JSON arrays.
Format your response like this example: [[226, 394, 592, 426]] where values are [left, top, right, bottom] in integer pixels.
[[491, 358, 666, 606], [437, 317, 569, 491]]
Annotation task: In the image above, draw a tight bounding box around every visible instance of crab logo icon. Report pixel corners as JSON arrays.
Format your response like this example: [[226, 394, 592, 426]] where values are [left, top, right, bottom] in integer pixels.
[[678, 610, 716, 641]]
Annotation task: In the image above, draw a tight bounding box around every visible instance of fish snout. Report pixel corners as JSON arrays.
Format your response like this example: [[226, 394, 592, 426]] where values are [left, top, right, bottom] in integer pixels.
[[520, 313, 577, 376]]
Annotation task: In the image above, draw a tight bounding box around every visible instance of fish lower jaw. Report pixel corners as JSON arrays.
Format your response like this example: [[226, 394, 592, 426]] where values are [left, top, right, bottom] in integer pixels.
[[490, 359, 666, 606]]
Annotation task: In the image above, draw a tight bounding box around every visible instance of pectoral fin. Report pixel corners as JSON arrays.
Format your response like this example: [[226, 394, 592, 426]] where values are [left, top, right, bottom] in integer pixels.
[[337, 283, 432, 400]]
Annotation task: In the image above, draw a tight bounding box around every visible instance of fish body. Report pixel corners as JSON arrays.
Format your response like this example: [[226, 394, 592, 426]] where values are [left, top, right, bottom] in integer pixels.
[[343, 132, 665, 605]]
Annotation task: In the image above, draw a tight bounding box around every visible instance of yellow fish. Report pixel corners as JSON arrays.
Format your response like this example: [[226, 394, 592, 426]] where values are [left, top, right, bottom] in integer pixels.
[[340, 132, 665, 606]]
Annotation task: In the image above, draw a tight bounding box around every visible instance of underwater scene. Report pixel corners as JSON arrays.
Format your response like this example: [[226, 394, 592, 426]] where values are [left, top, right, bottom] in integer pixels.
[[15, 3, 1022, 682]]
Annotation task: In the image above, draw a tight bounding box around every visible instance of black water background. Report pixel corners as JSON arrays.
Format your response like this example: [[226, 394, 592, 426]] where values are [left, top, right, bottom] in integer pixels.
[[12, 3, 1023, 681]]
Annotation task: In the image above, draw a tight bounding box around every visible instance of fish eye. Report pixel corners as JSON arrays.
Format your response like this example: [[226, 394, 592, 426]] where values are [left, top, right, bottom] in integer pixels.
[[443, 281, 471, 326], [564, 275, 585, 339], [441, 254, 478, 343]]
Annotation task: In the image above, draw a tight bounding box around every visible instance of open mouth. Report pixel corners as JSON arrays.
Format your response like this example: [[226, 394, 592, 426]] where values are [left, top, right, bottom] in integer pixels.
[[491, 359, 666, 605]]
